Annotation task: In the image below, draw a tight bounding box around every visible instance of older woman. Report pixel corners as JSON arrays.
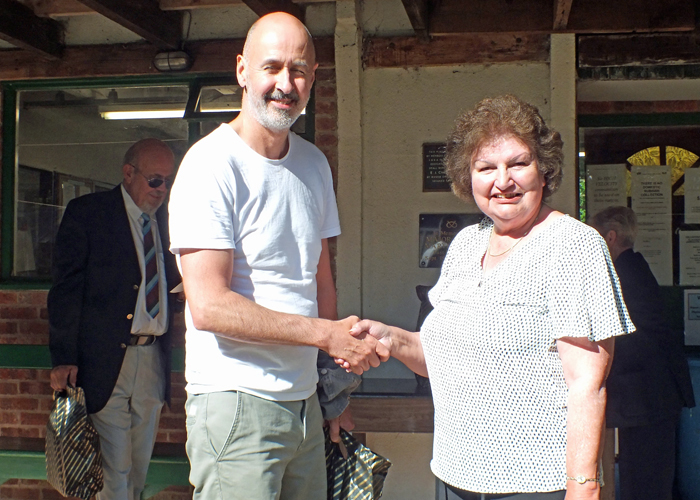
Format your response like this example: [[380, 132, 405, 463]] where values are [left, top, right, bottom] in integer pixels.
[[349, 95, 634, 500]]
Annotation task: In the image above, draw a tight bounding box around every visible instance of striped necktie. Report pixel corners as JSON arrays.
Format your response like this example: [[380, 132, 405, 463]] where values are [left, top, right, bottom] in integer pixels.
[[142, 213, 159, 318]]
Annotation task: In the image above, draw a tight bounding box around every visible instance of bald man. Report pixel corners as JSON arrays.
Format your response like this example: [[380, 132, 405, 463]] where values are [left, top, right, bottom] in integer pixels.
[[169, 12, 387, 500], [48, 138, 180, 500]]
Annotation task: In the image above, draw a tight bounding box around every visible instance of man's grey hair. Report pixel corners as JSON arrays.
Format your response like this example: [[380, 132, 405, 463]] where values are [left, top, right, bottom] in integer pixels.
[[589, 206, 638, 248]]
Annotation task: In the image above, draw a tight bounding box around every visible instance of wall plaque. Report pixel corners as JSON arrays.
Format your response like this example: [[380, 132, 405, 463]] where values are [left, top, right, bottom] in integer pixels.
[[419, 213, 482, 268], [422, 143, 451, 192]]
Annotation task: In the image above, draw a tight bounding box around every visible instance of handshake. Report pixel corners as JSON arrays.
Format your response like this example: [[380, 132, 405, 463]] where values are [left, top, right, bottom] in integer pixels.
[[326, 316, 393, 375]]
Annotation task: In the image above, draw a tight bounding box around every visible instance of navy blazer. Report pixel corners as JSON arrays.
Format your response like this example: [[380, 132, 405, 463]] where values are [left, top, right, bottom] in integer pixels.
[[606, 249, 695, 428], [48, 186, 180, 414]]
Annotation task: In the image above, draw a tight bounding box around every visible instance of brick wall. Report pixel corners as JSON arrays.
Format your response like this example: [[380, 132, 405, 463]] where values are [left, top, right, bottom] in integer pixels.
[[0, 67, 338, 499]]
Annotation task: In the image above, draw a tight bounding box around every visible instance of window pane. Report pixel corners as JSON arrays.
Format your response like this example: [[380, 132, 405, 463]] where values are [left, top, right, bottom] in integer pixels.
[[15, 85, 189, 278]]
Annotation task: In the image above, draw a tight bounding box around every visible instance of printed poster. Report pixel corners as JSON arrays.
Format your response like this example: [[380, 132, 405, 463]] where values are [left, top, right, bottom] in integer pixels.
[[586, 164, 627, 219], [685, 168, 700, 224], [631, 166, 672, 286]]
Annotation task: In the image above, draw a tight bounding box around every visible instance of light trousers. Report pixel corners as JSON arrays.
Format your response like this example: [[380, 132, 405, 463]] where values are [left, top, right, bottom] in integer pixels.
[[90, 343, 165, 500], [185, 390, 326, 500]]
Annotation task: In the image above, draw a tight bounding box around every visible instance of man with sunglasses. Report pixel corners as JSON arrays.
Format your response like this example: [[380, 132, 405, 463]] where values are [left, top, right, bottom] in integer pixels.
[[48, 138, 181, 500]]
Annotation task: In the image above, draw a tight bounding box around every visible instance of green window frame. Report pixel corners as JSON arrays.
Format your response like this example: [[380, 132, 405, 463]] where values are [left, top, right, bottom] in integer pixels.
[[0, 75, 316, 288]]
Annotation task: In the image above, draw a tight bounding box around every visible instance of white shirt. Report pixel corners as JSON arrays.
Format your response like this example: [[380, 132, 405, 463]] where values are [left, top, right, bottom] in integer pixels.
[[169, 125, 341, 401], [121, 185, 169, 335]]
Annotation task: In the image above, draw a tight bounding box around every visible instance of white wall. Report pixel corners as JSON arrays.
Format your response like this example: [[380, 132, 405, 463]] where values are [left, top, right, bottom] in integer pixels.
[[358, 63, 552, 378]]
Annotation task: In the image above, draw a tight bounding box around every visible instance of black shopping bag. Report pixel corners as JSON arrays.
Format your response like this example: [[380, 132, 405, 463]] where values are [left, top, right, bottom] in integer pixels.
[[45, 385, 104, 499], [325, 427, 392, 500]]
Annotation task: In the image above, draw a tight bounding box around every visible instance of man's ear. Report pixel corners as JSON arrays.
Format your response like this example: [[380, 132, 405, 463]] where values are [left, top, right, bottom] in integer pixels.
[[605, 230, 617, 246], [236, 54, 247, 89], [122, 163, 134, 182]]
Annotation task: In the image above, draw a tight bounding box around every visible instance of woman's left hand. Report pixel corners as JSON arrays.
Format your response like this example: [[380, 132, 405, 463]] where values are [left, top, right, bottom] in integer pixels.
[[564, 483, 600, 500]]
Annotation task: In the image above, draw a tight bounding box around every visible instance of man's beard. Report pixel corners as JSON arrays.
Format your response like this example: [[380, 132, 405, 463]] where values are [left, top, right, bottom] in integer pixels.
[[247, 88, 305, 132]]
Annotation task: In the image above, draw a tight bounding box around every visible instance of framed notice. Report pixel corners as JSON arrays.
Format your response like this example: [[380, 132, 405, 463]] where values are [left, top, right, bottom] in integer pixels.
[[685, 289, 700, 345], [419, 213, 482, 268], [422, 143, 451, 192]]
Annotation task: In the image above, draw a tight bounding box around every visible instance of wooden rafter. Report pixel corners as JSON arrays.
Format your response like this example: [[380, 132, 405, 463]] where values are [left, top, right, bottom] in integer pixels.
[[0, 0, 63, 59], [26, 0, 324, 17], [0, 36, 335, 81], [553, 0, 573, 31], [73, 0, 182, 49], [240, 0, 303, 19], [428, 0, 694, 35], [363, 33, 550, 68], [400, 0, 430, 43]]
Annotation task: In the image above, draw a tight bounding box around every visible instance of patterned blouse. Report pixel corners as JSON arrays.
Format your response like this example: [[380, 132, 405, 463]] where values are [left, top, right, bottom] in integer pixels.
[[421, 215, 634, 493]]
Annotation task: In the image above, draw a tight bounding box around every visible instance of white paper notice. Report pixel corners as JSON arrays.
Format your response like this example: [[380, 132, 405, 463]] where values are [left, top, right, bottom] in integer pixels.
[[685, 169, 700, 224], [586, 164, 628, 219], [684, 289, 700, 345], [680, 231, 700, 286], [631, 166, 673, 286]]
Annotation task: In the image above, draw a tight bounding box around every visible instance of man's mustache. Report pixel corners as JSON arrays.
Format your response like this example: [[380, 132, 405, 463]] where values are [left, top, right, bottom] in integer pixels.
[[265, 90, 299, 103]]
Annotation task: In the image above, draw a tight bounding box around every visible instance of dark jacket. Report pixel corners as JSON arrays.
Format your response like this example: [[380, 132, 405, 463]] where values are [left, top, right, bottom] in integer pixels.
[[48, 186, 180, 414], [606, 249, 695, 428]]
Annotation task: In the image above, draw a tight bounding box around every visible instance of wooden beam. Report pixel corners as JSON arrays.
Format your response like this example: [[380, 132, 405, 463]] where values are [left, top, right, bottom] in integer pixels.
[[400, 0, 430, 43], [428, 0, 694, 34], [567, 0, 695, 33], [579, 32, 700, 67], [74, 0, 182, 49], [553, 0, 573, 30], [0, 36, 334, 81], [240, 0, 303, 19], [0, 0, 63, 59], [363, 33, 550, 68]]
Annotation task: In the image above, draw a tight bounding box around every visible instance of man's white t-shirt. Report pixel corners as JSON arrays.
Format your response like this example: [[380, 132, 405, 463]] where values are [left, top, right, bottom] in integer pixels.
[[169, 124, 341, 401]]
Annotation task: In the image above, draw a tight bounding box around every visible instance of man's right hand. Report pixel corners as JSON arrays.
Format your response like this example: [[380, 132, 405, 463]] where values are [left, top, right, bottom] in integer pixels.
[[50, 365, 78, 391], [324, 316, 390, 374]]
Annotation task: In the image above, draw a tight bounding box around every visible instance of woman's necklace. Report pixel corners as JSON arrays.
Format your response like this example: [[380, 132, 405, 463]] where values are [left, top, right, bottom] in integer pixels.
[[487, 207, 542, 258]]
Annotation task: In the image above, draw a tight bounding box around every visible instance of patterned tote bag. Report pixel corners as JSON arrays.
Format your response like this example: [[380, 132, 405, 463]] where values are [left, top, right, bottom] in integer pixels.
[[325, 427, 392, 499], [45, 385, 104, 499]]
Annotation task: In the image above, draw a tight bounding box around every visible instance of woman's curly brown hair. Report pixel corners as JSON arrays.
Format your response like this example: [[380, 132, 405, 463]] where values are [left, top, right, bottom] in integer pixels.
[[444, 94, 563, 201]]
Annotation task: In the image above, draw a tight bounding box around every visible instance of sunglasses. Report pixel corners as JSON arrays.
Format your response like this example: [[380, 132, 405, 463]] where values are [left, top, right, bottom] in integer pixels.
[[129, 164, 173, 189]]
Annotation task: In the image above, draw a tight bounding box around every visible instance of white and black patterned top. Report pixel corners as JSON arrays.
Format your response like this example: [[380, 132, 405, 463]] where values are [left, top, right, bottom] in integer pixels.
[[421, 215, 634, 494]]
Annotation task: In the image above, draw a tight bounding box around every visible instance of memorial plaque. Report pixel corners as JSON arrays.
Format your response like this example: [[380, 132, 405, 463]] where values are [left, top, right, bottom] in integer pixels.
[[423, 143, 451, 192], [419, 213, 482, 268]]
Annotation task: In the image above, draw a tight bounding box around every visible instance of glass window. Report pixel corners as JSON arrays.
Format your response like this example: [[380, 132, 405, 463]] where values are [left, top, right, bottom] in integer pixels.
[[14, 85, 190, 279]]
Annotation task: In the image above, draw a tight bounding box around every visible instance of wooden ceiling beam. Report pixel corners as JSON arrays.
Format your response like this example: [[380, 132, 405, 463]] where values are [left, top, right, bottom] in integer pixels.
[[73, 0, 182, 49], [579, 32, 700, 68], [26, 0, 323, 17], [0, 36, 334, 81], [240, 0, 303, 19], [428, 0, 694, 34], [363, 33, 550, 68], [553, 0, 573, 31], [0, 0, 63, 59], [400, 0, 430, 43]]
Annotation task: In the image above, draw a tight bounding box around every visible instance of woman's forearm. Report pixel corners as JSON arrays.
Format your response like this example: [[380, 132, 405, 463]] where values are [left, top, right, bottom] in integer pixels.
[[387, 326, 428, 377], [564, 381, 606, 498]]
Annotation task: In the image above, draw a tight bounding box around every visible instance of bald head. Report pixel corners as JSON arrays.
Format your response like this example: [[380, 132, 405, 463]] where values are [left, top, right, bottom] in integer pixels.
[[235, 11, 317, 135], [242, 12, 315, 65]]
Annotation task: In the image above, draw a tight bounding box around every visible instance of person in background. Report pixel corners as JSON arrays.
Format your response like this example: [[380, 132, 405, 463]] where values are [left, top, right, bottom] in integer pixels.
[[590, 205, 695, 500], [168, 12, 387, 500], [346, 94, 634, 500], [48, 138, 180, 500]]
